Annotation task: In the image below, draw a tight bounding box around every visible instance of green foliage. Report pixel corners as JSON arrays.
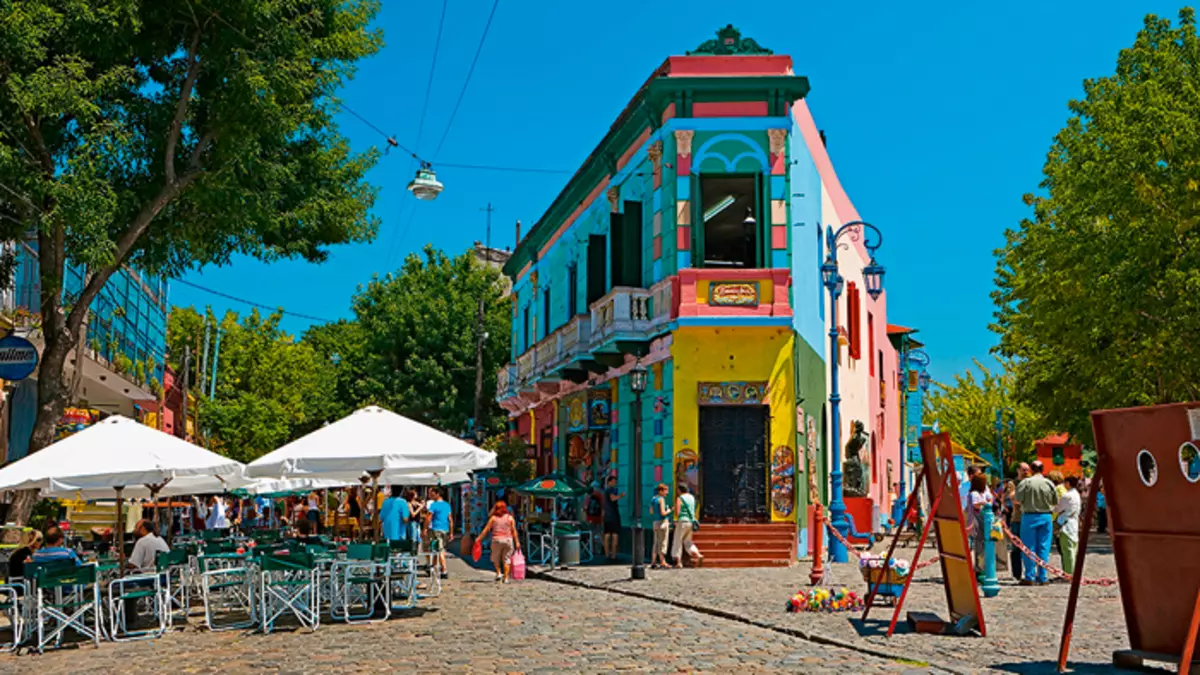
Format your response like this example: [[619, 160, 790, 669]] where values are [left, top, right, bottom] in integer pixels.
[[302, 319, 370, 420], [483, 434, 534, 485], [112, 352, 132, 375], [0, 0, 383, 460], [341, 246, 512, 436], [993, 9, 1200, 443], [924, 359, 1051, 474], [169, 306, 336, 463]]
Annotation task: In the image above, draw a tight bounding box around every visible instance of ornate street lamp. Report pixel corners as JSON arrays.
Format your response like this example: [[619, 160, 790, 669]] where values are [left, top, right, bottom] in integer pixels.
[[629, 361, 648, 580], [407, 162, 444, 201], [894, 347, 929, 530], [918, 370, 931, 392], [821, 221, 885, 563]]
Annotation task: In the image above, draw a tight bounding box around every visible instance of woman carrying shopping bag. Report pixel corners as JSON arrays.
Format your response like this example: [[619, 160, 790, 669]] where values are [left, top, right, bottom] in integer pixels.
[[670, 484, 703, 568]]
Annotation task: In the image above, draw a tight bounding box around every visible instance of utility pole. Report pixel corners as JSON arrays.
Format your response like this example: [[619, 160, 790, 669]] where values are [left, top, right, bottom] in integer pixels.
[[472, 203, 494, 445]]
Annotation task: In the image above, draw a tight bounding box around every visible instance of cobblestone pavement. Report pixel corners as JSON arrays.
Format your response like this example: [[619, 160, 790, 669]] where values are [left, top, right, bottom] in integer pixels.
[[538, 536, 1151, 674], [0, 557, 936, 675]]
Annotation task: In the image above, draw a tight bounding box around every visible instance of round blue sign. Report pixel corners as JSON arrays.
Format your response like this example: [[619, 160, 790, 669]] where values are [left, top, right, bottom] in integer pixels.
[[0, 334, 39, 381]]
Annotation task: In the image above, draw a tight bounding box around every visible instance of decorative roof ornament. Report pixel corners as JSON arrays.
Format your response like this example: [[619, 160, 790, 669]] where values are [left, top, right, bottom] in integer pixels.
[[687, 24, 773, 56]]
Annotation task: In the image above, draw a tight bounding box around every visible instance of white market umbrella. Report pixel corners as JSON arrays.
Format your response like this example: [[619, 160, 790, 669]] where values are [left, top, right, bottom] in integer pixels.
[[246, 406, 496, 479], [0, 416, 243, 493], [0, 415, 244, 569]]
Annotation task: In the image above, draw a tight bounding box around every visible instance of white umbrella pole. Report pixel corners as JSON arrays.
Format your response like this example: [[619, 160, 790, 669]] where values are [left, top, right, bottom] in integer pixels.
[[370, 471, 381, 544], [115, 486, 125, 578]]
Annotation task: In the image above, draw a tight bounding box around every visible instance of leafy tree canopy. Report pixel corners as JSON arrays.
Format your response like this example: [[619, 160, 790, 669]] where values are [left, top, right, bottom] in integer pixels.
[[168, 306, 337, 463], [347, 246, 511, 437], [0, 0, 382, 475], [924, 359, 1052, 475], [992, 8, 1200, 443]]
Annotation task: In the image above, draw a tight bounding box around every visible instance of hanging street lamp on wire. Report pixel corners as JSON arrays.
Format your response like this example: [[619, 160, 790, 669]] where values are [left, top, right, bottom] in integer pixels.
[[407, 161, 444, 201]]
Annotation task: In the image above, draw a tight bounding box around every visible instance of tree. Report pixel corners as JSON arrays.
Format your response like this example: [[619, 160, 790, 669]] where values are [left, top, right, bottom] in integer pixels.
[[169, 306, 337, 463], [348, 246, 511, 436], [302, 319, 373, 420], [483, 434, 534, 486], [0, 0, 382, 519], [992, 9, 1200, 444], [924, 359, 1051, 474]]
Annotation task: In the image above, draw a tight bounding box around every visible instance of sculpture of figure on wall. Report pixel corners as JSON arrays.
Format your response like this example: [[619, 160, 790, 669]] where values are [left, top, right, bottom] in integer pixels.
[[843, 420, 870, 497]]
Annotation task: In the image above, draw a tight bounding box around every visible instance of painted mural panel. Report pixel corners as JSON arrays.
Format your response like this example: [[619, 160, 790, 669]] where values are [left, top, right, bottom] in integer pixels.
[[770, 445, 796, 519], [697, 381, 767, 405]]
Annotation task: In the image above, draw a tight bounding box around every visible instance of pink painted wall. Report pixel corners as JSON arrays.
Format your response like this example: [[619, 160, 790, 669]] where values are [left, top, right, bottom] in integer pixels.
[[792, 99, 901, 524]]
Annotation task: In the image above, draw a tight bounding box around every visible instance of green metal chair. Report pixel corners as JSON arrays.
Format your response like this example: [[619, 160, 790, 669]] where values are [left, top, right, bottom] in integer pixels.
[[387, 540, 419, 611], [107, 566, 167, 642], [198, 551, 255, 631], [259, 551, 319, 633], [31, 562, 101, 652], [330, 544, 389, 624], [0, 578, 23, 651], [157, 548, 191, 624]]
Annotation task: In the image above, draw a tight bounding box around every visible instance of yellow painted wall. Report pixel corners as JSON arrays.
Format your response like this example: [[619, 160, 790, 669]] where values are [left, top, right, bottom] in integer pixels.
[[671, 326, 797, 522]]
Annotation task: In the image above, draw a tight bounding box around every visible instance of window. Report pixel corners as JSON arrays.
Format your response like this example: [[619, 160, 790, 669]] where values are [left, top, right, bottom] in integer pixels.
[[847, 282, 861, 360], [868, 313, 875, 376], [586, 235, 607, 306], [523, 306, 531, 351], [542, 287, 552, 338], [622, 200, 644, 286], [567, 264, 579, 317], [1052, 446, 1065, 466], [700, 175, 759, 268]]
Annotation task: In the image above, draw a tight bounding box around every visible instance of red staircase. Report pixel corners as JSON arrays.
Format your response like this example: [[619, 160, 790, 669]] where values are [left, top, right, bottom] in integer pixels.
[[687, 522, 796, 568]]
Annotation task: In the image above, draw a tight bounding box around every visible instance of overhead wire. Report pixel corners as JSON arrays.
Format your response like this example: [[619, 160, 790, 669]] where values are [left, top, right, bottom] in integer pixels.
[[431, 0, 501, 160], [173, 278, 337, 324]]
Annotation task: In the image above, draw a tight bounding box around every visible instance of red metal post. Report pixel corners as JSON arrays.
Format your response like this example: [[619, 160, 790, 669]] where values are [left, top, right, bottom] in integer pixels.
[[809, 504, 825, 585]]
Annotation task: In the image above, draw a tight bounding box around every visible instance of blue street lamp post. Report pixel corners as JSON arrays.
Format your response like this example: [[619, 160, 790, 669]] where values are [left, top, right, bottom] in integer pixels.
[[821, 221, 886, 563]]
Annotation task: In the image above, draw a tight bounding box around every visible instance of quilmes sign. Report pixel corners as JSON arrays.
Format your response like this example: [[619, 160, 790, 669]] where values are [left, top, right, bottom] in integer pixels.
[[0, 334, 39, 381]]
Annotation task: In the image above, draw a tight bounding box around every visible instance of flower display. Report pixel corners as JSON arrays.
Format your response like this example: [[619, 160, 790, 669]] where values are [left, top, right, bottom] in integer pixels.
[[785, 587, 864, 613]]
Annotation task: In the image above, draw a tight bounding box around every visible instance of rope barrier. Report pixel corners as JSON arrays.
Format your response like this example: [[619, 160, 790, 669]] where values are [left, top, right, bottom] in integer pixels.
[[824, 522, 943, 570], [999, 520, 1118, 587]]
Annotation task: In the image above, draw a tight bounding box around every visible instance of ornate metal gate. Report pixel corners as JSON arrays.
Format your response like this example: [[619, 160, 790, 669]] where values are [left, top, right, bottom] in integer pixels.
[[698, 405, 769, 522]]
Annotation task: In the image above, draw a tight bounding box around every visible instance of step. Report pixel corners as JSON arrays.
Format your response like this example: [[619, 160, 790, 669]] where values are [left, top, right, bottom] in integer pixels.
[[691, 554, 792, 564], [693, 541, 794, 553], [694, 548, 793, 560], [692, 531, 796, 542]]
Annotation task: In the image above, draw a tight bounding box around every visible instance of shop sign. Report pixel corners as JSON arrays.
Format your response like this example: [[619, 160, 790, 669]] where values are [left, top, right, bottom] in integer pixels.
[[0, 334, 38, 381], [709, 282, 759, 307], [587, 388, 611, 428], [566, 393, 587, 433]]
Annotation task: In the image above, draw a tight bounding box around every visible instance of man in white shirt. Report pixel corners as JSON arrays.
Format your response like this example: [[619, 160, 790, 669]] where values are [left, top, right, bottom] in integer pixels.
[[127, 519, 170, 573], [205, 496, 229, 531], [123, 519, 170, 629], [1052, 476, 1082, 576]]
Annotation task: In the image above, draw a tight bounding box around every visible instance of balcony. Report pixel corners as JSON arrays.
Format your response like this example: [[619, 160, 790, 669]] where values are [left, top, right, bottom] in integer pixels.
[[674, 268, 792, 323], [496, 362, 517, 400], [589, 287, 652, 356]]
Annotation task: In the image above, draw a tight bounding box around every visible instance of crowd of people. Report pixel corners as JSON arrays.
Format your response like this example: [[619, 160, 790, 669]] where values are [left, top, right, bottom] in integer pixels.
[[963, 460, 1102, 585]]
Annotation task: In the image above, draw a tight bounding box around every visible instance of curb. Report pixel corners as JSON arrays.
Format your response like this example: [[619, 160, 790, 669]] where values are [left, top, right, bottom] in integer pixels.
[[529, 568, 964, 675]]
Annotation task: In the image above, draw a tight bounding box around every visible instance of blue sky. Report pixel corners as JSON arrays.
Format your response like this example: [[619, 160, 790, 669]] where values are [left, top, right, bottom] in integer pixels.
[[170, 0, 1180, 382]]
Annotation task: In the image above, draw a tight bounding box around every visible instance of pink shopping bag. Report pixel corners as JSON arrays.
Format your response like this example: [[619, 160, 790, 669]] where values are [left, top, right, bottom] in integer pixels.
[[511, 550, 526, 580]]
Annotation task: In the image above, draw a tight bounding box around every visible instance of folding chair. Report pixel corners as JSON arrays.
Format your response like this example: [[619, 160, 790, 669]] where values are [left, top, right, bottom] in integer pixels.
[[387, 539, 420, 611], [330, 543, 390, 624], [157, 549, 191, 624], [259, 551, 320, 634], [199, 552, 255, 631], [107, 569, 167, 642], [32, 562, 101, 653], [0, 580, 22, 651]]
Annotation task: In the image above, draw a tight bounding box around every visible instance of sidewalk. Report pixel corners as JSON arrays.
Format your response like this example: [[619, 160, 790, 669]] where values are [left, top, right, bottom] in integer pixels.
[[536, 542, 1136, 674]]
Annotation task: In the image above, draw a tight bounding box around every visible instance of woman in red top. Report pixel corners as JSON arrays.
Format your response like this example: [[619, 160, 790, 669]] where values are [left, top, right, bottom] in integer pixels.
[[478, 500, 521, 583]]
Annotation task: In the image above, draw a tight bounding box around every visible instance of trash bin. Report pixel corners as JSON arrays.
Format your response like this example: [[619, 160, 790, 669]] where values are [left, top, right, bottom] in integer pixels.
[[556, 532, 581, 566]]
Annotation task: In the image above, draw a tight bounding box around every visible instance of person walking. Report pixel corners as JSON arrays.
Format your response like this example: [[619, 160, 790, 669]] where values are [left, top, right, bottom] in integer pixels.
[[1007, 463, 1030, 580], [306, 491, 321, 535], [966, 474, 994, 573], [1054, 475, 1082, 576], [1016, 461, 1057, 586], [379, 486, 411, 543], [670, 484, 703, 568], [602, 476, 625, 562], [1096, 487, 1108, 534], [406, 489, 425, 547], [478, 500, 520, 583], [649, 484, 672, 569], [426, 487, 453, 579]]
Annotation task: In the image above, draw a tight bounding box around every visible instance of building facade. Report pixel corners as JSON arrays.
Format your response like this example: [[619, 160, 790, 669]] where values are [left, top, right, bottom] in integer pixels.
[[496, 26, 904, 558], [0, 239, 166, 461]]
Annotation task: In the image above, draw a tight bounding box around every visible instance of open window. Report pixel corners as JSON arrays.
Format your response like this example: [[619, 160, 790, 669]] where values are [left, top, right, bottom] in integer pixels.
[[699, 175, 760, 268]]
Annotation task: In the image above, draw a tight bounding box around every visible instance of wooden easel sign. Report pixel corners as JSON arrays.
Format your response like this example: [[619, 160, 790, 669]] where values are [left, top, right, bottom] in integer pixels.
[[871, 431, 986, 637], [1058, 402, 1200, 674]]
